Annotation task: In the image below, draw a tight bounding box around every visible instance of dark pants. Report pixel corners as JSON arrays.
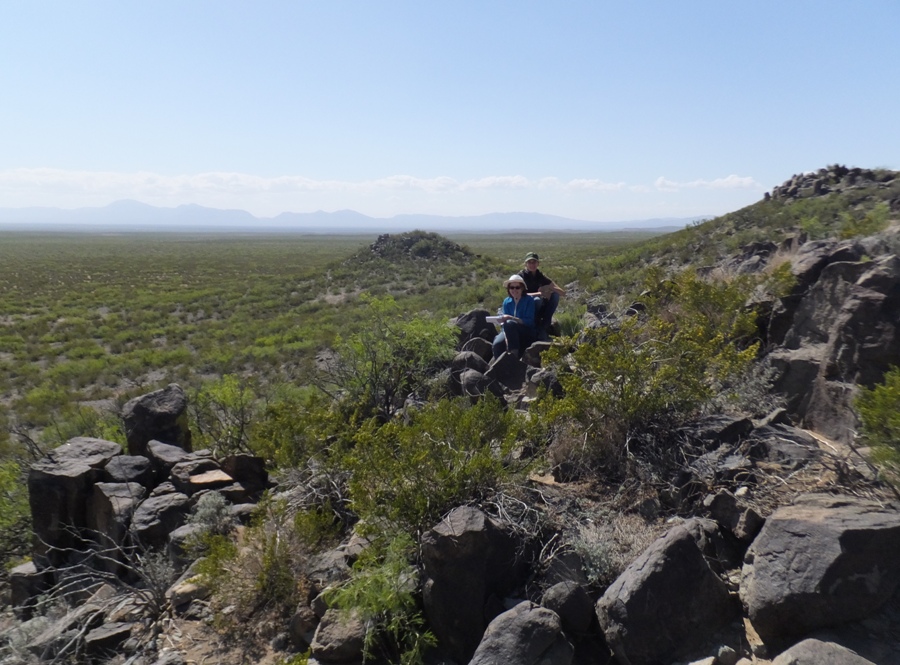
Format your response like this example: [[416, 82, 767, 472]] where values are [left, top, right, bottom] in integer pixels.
[[492, 321, 537, 359], [534, 292, 560, 331]]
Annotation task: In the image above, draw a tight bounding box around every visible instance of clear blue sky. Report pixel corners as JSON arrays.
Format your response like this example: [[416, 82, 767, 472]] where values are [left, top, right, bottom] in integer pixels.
[[1, 1, 897, 221]]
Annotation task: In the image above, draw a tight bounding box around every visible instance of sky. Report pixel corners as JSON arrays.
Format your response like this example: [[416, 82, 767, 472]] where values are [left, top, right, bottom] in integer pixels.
[[1, 2, 898, 222]]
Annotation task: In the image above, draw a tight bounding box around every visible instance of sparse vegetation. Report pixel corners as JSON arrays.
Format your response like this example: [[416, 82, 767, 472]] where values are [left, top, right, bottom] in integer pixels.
[[4, 171, 899, 662]]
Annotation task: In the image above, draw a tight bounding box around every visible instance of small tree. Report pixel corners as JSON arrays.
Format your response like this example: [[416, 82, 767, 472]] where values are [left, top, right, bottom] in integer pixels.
[[318, 294, 457, 422]]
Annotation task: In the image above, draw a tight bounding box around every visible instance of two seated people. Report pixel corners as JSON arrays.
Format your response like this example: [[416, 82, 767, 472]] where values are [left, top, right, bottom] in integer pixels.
[[492, 252, 566, 360]]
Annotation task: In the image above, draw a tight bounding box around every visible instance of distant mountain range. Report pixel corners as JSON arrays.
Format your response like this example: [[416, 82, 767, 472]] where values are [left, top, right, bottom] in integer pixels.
[[0, 199, 701, 233]]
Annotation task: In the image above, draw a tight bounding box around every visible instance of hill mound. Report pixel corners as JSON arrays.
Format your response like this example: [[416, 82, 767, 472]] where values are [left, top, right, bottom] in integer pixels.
[[349, 230, 474, 265]]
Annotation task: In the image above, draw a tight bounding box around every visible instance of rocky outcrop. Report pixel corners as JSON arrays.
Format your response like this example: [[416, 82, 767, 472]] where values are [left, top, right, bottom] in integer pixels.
[[122, 383, 192, 456], [768, 165, 898, 203], [767, 251, 900, 442], [740, 494, 900, 644], [15, 385, 270, 619], [28, 437, 123, 566]]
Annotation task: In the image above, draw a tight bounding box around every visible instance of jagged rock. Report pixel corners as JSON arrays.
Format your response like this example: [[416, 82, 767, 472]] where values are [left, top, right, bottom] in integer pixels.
[[167, 577, 211, 609], [740, 494, 900, 644], [28, 437, 123, 566], [103, 454, 156, 486], [459, 368, 504, 401], [230, 502, 257, 524], [147, 439, 192, 476], [767, 253, 900, 442], [167, 523, 205, 570], [703, 490, 764, 544], [452, 350, 491, 375], [461, 336, 494, 362], [84, 621, 133, 659], [421, 506, 528, 664], [129, 491, 191, 549], [682, 517, 744, 574], [469, 601, 573, 665], [220, 454, 269, 494], [526, 367, 563, 399], [596, 525, 738, 665], [289, 605, 320, 650], [541, 581, 595, 635], [522, 340, 551, 367], [455, 309, 497, 346], [9, 561, 52, 619], [122, 383, 192, 457], [771, 638, 876, 664], [484, 352, 528, 391], [309, 608, 366, 664], [216, 482, 249, 504], [689, 445, 755, 486], [170, 458, 233, 495], [86, 482, 146, 573], [747, 423, 821, 468], [688, 414, 755, 447], [25, 584, 116, 661], [307, 548, 352, 588]]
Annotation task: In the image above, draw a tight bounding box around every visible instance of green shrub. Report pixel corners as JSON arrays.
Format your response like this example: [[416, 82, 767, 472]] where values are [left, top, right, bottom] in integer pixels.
[[320, 294, 457, 422], [839, 202, 891, 239], [856, 366, 900, 479], [0, 460, 31, 568], [346, 397, 524, 534], [190, 374, 260, 456], [324, 533, 436, 665], [534, 270, 759, 477]]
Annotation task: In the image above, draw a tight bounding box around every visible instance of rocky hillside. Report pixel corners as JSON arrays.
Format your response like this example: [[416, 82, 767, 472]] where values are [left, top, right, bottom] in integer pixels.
[[4, 167, 900, 665]]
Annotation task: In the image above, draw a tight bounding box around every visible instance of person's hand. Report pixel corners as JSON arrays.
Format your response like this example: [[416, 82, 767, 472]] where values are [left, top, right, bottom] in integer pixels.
[[539, 284, 554, 298]]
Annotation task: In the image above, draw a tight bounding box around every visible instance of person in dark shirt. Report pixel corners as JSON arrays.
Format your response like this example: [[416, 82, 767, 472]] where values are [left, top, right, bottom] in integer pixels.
[[518, 252, 566, 339]]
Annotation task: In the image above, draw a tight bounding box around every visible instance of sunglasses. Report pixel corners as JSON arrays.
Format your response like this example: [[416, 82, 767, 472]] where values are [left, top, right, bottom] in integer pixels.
[[508, 285, 523, 290]]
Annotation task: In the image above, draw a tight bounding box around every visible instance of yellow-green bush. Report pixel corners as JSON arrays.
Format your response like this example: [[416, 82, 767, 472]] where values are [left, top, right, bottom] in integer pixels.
[[324, 533, 436, 665], [534, 270, 759, 476], [856, 366, 900, 480], [346, 396, 525, 534]]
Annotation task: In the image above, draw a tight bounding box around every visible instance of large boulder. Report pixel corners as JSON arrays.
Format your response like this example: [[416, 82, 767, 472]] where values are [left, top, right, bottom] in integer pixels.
[[308, 608, 366, 664], [455, 309, 497, 347], [122, 383, 192, 457], [771, 638, 876, 665], [768, 255, 900, 443], [420, 506, 528, 664], [741, 494, 900, 644], [484, 352, 528, 391], [595, 524, 738, 665], [28, 437, 122, 566], [469, 601, 573, 665]]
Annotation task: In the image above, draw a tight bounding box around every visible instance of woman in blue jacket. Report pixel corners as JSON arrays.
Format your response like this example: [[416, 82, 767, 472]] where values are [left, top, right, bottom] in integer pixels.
[[492, 274, 537, 360]]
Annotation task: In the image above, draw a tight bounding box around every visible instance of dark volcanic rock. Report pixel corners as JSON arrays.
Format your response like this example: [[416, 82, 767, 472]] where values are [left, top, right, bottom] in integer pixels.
[[122, 383, 192, 457], [741, 494, 900, 644]]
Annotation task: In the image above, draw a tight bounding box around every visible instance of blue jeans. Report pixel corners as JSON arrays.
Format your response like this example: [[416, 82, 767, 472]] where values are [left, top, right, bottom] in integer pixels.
[[492, 321, 537, 359], [533, 292, 559, 331]]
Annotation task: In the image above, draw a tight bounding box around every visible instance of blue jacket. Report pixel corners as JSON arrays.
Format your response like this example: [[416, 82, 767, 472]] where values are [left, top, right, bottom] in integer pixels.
[[501, 295, 536, 329]]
